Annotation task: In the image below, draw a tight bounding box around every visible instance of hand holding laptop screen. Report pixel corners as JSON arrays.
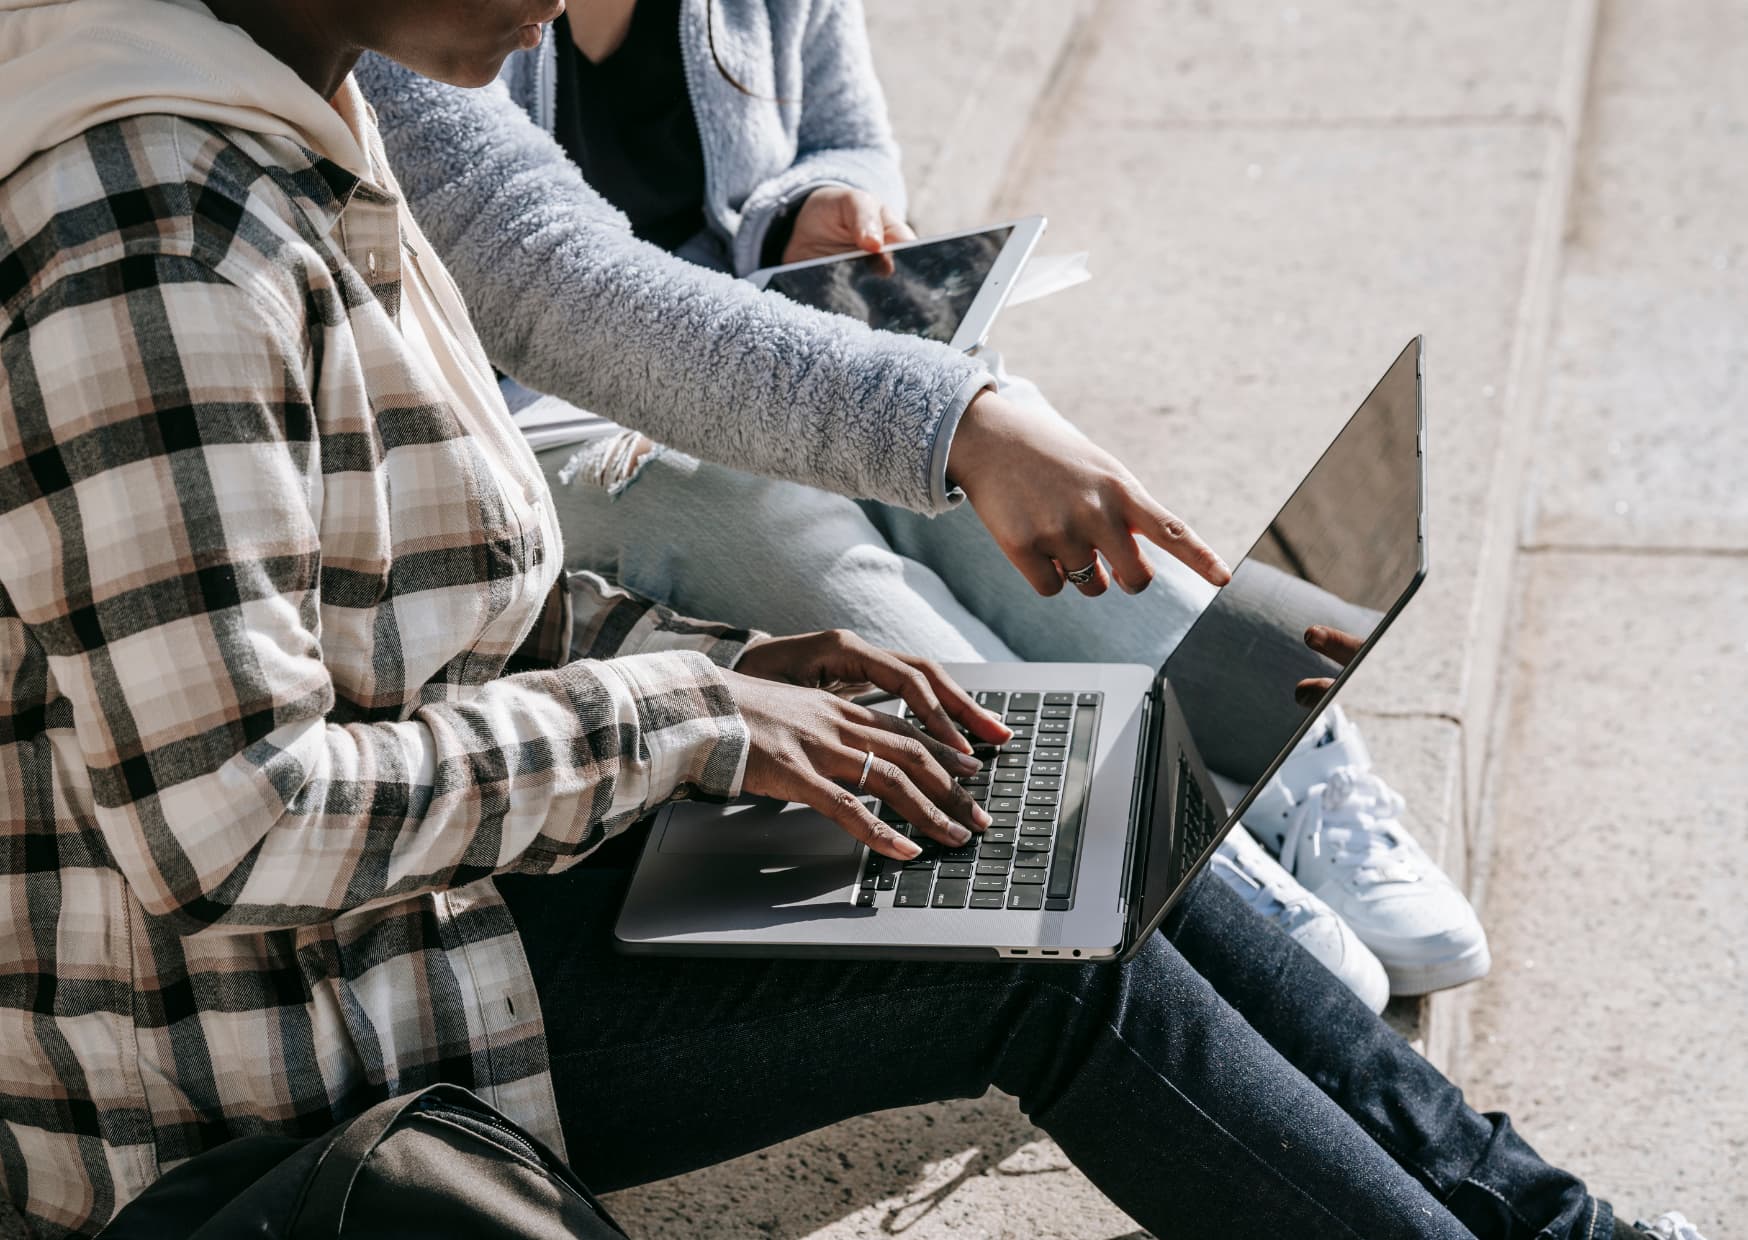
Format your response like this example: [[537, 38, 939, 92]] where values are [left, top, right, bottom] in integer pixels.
[[1297, 625, 1365, 707]]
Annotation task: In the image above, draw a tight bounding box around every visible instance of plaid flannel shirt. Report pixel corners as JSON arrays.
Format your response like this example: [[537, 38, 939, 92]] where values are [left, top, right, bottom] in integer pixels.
[[0, 108, 754, 1237]]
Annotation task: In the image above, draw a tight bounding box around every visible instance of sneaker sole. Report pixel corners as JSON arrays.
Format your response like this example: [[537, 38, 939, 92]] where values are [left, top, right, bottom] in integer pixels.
[[1380, 939, 1492, 996]]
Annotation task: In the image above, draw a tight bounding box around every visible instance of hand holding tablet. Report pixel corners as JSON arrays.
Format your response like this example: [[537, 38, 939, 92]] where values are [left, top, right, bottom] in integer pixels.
[[746, 216, 1047, 352]]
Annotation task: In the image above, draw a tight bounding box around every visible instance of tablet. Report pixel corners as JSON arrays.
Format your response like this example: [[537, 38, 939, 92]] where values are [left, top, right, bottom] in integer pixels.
[[745, 215, 1046, 352]]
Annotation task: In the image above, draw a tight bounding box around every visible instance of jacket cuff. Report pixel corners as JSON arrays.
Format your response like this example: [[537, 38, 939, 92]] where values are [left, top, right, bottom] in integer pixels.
[[929, 371, 997, 511], [597, 650, 752, 802], [739, 176, 853, 276]]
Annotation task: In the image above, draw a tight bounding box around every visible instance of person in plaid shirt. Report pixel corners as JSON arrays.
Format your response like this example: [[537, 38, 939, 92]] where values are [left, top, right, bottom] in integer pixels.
[[0, 0, 1014, 1232], [0, 3, 1695, 1240]]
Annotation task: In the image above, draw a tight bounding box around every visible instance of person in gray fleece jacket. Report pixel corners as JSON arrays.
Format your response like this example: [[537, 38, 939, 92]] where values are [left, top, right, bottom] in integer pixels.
[[355, 0, 1490, 1006], [355, 5, 1229, 606]]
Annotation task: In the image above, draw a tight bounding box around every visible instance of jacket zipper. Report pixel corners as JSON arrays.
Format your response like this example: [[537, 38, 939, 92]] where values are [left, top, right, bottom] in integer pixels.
[[677, 0, 726, 243], [535, 22, 557, 136]]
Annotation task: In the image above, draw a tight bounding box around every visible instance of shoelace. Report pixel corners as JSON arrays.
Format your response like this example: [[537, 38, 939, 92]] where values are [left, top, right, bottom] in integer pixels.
[[1638, 1213, 1706, 1240], [1210, 849, 1294, 920], [1278, 766, 1418, 882]]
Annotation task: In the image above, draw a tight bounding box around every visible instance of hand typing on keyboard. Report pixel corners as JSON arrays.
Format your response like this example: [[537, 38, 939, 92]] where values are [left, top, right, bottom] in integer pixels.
[[727, 630, 1013, 860], [860, 690, 1102, 912]]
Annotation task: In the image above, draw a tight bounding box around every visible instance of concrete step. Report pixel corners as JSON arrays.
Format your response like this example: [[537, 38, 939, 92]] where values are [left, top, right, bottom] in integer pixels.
[[1458, 2, 1748, 1229]]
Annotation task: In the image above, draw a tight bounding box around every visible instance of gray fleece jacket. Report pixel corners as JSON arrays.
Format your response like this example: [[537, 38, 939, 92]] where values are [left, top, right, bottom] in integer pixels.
[[357, 0, 991, 514]]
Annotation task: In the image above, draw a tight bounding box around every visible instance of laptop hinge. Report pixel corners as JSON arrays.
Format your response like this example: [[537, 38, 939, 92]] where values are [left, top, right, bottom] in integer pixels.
[[1120, 683, 1164, 950]]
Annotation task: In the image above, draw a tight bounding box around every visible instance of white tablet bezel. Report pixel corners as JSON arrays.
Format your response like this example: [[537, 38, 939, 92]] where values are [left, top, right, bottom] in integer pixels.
[[745, 214, 1047, 352]]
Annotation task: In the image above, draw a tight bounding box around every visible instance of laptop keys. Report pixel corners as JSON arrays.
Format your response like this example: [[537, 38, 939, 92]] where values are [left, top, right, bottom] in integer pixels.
[[859, 689, 1100, 913], [893, 870, 932, 907], [1045, 701, 1098, 909], [931, 879, 970, 908]]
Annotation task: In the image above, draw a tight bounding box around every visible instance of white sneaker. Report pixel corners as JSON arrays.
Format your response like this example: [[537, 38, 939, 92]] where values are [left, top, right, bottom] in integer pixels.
[[1238, 708, 1491, 996], [1210, 824, 1391, 1012], [1634, 1212, 1711, 1240]]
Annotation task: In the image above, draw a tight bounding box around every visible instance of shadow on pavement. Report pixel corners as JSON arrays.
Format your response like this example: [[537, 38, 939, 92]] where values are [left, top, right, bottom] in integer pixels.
[[601, 1092, 1152, 1238]]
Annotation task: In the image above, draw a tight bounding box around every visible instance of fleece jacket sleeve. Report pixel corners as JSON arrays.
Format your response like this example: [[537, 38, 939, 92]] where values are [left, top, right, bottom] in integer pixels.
[[358, 59, 992, 515]]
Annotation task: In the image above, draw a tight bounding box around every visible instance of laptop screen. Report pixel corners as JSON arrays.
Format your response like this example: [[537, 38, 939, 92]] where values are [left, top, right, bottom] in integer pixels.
[[1140, 339, 1425, 919]]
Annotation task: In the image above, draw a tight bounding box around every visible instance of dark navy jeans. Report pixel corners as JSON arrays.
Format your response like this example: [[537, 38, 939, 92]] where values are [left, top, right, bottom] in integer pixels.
[[499, 858, 1610, 1239]]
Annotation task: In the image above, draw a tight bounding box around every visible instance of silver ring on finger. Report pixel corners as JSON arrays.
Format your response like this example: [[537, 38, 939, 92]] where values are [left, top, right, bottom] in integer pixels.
[[855, 748, 875, 793], [1065, 559, 1100, 586]]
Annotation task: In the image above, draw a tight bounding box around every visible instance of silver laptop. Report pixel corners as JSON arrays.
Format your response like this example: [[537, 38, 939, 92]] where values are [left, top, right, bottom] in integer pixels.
[[616, 338, 1427, 963]]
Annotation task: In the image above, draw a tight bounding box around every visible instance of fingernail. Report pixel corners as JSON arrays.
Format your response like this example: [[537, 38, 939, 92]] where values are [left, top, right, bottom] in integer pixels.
[[972, 805, 992, 829], [896, 836, 921, 859], [948, 824, 972, 845], [953, 752, 982, 774], [1214, 558, 1233, 583]]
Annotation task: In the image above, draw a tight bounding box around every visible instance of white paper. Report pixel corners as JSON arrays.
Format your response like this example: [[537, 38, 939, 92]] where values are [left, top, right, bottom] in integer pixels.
[[1006, 251, 1092, 308]]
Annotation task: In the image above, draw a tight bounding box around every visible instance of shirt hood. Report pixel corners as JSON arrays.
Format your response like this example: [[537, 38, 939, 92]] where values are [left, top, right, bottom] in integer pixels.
[[0, 0, 372, 182]]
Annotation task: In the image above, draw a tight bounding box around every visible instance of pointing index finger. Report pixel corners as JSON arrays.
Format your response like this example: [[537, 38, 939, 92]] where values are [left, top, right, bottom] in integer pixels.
[[1131, 492, 1230, 586]]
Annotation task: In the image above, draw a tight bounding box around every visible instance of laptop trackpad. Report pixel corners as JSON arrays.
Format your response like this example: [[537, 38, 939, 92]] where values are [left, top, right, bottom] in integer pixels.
[[658, 797, 862, 857]]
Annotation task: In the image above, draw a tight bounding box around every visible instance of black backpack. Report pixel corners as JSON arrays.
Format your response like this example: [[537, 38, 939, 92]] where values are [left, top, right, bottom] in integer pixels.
[[99, 1085, 629, 1239]]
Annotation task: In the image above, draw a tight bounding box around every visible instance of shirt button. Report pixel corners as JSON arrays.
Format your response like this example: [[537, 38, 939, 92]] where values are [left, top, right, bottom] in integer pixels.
[[366, 251, 379, 274]]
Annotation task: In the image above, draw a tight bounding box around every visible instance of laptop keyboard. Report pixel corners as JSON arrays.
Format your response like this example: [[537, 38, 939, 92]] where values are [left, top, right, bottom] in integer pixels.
[[854, 690, 1101, 913], [1173, 755, 1222, 879]]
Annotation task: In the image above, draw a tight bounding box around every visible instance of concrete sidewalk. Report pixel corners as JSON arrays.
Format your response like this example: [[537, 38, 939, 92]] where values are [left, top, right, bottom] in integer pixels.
[[603, 1, 1743, 1236]]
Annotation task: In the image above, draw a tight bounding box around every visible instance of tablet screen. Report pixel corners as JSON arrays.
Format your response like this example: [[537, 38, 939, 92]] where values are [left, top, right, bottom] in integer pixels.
[[763, 226, 1016, 343]]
